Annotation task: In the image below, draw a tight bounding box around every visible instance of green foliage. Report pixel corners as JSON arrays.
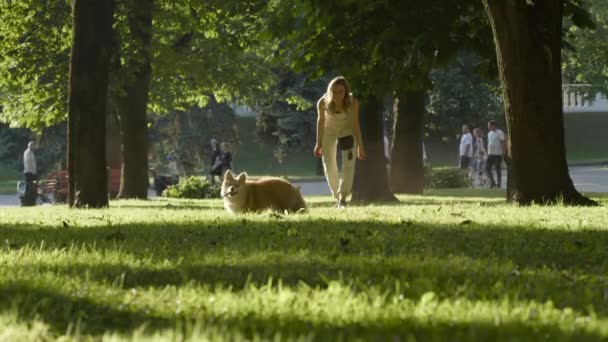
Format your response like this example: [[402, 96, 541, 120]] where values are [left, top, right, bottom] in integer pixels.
[[163, 176, 221, 198], [0, 0, 71, 129], [254, 71, 326, 163], [563, 0, 608, 95], [150, 97, 238, 174], [427, 52, 504, 137], [0, 0, 276, 129], [0, 124, 31, 171], [424, 166, 471, 189], [1, 196, 608, 339], [265, 0, 490, 97], [0, 123, 65, 175]]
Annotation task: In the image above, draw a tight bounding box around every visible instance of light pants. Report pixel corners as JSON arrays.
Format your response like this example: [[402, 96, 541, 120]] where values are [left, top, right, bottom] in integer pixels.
[[322, 112, 356, 200]]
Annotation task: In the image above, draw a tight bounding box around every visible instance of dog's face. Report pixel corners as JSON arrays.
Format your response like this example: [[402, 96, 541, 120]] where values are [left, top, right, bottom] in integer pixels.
[[221, 170, 247, 202]]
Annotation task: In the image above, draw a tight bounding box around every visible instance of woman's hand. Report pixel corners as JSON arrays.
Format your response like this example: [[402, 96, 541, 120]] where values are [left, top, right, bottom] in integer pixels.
[[314, 144, 323, 158], [357, 146, 366, 160]]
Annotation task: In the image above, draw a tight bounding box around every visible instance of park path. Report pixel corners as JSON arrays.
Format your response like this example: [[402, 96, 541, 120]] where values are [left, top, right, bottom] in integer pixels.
[[1, 166, 607, 207]]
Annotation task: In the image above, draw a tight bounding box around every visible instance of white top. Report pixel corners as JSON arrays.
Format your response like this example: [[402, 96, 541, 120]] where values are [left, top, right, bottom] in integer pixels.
[[23, 148, 36, 174], [487, 129, 505, 155], [459, 133, 473, 157]]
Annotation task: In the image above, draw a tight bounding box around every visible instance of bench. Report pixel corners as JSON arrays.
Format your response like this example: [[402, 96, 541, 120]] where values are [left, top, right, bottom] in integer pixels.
[[39, 170, 68, 203], [39, 168, 122, 203]]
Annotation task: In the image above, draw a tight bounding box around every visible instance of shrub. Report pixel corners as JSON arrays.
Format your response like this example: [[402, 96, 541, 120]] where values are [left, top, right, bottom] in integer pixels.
[[424, 166, 471, 189], [163, 176, 221, 199]]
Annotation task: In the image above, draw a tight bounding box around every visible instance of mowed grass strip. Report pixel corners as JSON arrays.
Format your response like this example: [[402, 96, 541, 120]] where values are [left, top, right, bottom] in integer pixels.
[[0, 193, 607, 341]]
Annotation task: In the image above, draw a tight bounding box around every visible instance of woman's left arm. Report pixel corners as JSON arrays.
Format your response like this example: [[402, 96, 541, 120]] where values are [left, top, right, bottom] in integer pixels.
[[351, 98, 366, 159]]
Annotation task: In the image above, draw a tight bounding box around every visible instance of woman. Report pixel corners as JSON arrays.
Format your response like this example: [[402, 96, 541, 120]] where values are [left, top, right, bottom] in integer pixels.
[[472, 127, 487, 187], [314, 76, 365, 208]]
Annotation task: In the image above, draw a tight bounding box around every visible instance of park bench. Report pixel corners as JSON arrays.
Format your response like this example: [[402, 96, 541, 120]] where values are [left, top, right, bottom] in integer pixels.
[[39, 170, 68, 203], [38, 168, 122, 203]]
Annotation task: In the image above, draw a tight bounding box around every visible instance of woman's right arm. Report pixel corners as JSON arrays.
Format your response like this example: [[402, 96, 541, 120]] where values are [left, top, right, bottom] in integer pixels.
[[314, 97, 325, 157]]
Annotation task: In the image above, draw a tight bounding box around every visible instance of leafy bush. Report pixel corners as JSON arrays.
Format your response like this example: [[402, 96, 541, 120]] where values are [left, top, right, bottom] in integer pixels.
[[424, 166, 471, 189], [163, 176, 221, 199]]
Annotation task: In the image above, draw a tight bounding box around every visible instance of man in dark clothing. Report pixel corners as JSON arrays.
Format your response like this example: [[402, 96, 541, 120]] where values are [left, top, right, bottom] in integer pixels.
[[209, 141, 232, 183], [209, 139, 221, 169]]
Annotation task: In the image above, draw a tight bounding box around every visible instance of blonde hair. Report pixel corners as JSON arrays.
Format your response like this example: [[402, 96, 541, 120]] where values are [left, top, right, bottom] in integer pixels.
[[323, 76, 352, 114]]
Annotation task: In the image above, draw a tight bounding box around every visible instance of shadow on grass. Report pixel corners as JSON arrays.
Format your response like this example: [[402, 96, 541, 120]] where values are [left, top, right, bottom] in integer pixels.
[[0, 280, 603, 341], [1, 218, 608, 316], [0, 281, 171, 335]]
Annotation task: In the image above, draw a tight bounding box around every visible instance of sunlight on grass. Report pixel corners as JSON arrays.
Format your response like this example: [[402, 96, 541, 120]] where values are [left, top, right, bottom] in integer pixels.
[[0, 194, 607, 340]]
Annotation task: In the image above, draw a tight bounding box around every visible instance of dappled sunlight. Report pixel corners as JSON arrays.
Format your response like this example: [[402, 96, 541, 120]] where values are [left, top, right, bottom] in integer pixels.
[[1, 196, 608, 339]]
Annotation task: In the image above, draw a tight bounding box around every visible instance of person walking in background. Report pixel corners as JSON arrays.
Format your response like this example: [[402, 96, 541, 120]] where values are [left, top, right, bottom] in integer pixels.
[[459, 124, 473, 176], [314, 76, 365, 208], [23, 141, 37, 183], [210, 141, 233, 183], [486, 120, 506, 188], [209, 138, 221, 170], [472, 127, 487, 187]]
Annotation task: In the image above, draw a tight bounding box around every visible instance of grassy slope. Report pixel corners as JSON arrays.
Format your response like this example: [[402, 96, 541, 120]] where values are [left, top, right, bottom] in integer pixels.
[[0, 193, 607, 340]]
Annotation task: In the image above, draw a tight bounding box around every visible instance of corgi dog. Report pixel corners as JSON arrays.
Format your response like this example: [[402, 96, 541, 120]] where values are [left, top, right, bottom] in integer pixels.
[[221, 170, 306, 213]]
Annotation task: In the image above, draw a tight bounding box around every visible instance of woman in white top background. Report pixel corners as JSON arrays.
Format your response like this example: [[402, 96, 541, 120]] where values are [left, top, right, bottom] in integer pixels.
[[472, 128, 487, 187]]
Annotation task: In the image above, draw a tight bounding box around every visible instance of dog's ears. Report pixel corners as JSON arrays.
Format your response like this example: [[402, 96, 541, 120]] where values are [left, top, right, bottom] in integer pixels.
[[237, 172, 247, 183], [223, 169, 234, 181]]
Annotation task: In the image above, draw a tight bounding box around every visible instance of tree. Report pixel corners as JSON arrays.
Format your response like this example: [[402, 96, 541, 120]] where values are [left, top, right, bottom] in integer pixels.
[[112, 0, 153, 199], [264, 0, 494, 198], [0, 0, 275, 200], [390, 91, 426, 193], [482, 0, 596, 205], [351, 96, 397, 202], [67, 0, 114, 208]]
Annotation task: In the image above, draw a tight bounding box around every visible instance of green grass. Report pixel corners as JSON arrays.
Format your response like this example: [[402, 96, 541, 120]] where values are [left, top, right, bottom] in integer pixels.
[[1, 193, 608, 340]]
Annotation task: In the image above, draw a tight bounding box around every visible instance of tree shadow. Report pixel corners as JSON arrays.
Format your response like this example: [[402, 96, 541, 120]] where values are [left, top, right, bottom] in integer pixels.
[[0, 279, 602, 340], [0, 281, 171, 336], [2, 218, 608, 317]]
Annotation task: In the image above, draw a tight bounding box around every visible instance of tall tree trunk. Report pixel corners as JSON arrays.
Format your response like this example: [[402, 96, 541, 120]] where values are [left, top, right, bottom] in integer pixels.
[[352, 96, 398, 203], [390, 90, 426, 194], [482, 0, 596, 205], [67, 0, 113, 208], [116, 0, 153, 199]]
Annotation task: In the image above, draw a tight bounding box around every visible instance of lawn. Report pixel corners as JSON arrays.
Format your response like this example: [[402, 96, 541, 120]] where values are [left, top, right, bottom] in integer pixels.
[[0, 192, 607, 341]]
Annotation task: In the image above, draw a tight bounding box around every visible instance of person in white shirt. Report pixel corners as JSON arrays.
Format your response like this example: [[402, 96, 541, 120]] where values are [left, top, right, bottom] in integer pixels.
[[486, 120, 506, 188], [23, 141, 37, 183], [459, 124, 473, 172]]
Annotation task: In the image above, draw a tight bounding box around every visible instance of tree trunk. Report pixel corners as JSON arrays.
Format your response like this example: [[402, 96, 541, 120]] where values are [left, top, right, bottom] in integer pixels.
[[352, 96, 398, 203], [116, 0, 153, 199], [67, 0, 113, 208], [482, 0, 596, 205], [390, 90, 426, 194]]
